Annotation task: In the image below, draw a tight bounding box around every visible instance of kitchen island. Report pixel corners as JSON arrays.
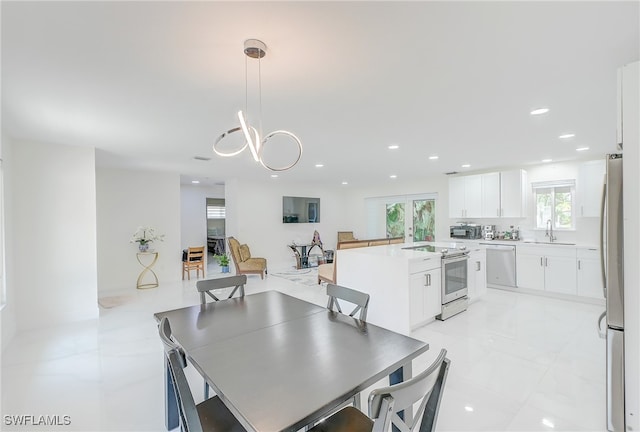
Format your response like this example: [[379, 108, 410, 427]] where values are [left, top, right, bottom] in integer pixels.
[[336, 241, 486, 334]]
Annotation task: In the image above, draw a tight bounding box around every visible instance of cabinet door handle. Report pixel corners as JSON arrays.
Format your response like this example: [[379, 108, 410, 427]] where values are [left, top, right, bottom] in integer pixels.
[[540, 257, 543, 266], [476, 261, 481, 271], [425, 273, 431, 286], [578, 260, 581, 270], [545, 257, 548, 267]]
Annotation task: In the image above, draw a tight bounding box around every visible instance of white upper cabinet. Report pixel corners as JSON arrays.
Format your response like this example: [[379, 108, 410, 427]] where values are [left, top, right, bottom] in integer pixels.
[[449, 169, 527, 218], [449, 175, 482, 218], [500, 169, 527, 218], [578, 159, 605, 217], [482, 172, 501, 217]]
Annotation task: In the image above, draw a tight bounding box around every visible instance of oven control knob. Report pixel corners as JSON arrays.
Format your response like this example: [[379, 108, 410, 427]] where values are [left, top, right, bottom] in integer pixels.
[[459, 246, 467, 250], [441, 249, 448, 255]]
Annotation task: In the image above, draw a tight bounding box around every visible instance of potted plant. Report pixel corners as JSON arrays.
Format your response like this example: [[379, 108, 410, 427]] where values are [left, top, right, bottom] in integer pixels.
[[215, 254, 230, 273], [130, 226, 165, 252]]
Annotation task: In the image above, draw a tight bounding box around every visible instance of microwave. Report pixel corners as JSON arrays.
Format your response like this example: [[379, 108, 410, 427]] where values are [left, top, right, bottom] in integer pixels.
[[450, 225, 482, 240]]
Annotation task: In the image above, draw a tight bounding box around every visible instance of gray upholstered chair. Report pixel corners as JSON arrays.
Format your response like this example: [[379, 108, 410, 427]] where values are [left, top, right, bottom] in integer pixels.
[[309, 349, 451, 432], [326, 284, 370, 321], [159, 317, 247, 432], [196, 275, 247, 304], [195, 275, 246, 399]]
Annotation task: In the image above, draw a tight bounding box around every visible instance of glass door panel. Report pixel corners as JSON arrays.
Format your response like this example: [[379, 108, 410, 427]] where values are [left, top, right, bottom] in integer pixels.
[[385, 203, 405, 238], [412, 199, 436, 242]]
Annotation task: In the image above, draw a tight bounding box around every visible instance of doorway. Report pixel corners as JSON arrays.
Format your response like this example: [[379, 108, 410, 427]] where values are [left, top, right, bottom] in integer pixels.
[[365, 193, 438, 242]]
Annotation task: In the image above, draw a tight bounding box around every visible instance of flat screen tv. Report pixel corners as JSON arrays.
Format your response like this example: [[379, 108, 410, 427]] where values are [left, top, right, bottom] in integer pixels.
[[283, 196, 320, 223]]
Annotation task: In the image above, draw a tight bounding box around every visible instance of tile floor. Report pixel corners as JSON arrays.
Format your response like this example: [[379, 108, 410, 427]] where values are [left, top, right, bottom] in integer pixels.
[[1, 263, 606, 431]]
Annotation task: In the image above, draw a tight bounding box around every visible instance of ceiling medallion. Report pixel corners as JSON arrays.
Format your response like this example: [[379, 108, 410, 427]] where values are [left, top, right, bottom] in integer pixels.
[[213, 39, 302, 172]]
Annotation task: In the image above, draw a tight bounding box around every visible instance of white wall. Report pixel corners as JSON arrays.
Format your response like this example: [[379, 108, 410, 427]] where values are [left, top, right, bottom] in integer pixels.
[[96, 168, 181, 294], [0, 135, 16, 348], [12, 140, 98, 330], [180, 184, 224, 251], [341, 175, 451, 242], [225, 178, 351, 270]]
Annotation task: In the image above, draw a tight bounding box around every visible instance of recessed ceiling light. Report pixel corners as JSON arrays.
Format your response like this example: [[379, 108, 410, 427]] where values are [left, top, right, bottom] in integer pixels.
[[315, 163, 324, 168], [464, 406, 474, 412], [461, 164, 471, 168], [558, 133, 575, 139], [390, 175, 397, 179], [270, 174, 278, 178], [388, 145, 400, 150], [341, 181, 348, 185], [191, 180, 200, 184], [576, 146, 590, 152], [429, 155, 439, 160], [530, 108, 549, 115], [542, 159, 553, 163]]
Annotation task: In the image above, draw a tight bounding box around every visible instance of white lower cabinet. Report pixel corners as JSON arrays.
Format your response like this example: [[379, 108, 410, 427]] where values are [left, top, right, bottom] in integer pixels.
[[516, 245, 577, 294], [409, 266, 441, 328], [577, 248, 604, 299], [467, 248, 487, 301]]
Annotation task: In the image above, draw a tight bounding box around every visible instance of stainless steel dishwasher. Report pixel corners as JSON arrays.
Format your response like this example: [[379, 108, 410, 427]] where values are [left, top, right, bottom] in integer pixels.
[[482, 243, 516, 287]]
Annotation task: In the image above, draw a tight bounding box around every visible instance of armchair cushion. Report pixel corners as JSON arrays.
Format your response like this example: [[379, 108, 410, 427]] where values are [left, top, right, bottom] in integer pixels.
[[239, 244, 251, 262]]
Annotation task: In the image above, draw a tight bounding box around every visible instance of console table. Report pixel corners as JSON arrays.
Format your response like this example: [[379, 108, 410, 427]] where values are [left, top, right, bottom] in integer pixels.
[[288, 243, 324, 269], [136, 252, 159, 289]]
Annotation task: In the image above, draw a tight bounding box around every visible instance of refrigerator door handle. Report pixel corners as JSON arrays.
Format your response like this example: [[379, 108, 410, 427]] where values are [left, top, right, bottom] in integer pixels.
[[600, 179, 607, 298], [597, 310, 607, 339]]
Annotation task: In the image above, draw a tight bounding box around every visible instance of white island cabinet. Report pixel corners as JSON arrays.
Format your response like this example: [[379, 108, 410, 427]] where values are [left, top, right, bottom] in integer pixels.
[[336, 243, 442, 335]]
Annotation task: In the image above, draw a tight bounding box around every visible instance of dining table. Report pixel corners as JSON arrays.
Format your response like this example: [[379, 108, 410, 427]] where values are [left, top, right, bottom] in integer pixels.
[[154, 290, 429, 431]]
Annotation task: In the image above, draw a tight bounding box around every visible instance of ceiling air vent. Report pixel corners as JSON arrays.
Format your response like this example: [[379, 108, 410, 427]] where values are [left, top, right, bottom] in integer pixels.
[[445, 171, 459, 175], [193, 156, 211, 161]]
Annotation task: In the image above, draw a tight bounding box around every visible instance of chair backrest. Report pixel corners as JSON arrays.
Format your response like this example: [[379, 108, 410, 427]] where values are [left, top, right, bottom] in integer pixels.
[[186, 246, 205, 262], [196, 275, 247, 304], [166, 347, 204, 432], [158, 317, 187, 366], [368, 349, 450, 432], [337, 231, 356, 242], [227, 237, 242, 272], [326, 283, 370, 321]]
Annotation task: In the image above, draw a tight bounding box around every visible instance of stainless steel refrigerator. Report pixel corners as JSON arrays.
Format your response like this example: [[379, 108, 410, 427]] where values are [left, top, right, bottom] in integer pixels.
[[599, 153, 625, 431]]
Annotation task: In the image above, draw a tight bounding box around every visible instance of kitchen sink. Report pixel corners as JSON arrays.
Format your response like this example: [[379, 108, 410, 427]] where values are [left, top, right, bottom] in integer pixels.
[[523, 241, 576, 246]]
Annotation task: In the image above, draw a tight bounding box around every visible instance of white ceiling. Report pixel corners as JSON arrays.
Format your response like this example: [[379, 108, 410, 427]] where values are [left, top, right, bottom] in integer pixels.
[[2, 1, 639, 186]]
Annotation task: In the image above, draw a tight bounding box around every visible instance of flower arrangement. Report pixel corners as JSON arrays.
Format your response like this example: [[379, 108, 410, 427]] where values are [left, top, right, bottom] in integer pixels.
[[130, 226, 164, 251]]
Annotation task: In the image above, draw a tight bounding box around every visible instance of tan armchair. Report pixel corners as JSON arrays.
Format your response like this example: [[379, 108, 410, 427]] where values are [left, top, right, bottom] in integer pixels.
[[228, 237, 267, 279], [337, 231, 357, 243]]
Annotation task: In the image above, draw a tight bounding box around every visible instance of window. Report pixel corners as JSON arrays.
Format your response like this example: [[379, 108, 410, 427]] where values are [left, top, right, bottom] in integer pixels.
[[532, 180, 575, 229], [207, 205, 226, 219]]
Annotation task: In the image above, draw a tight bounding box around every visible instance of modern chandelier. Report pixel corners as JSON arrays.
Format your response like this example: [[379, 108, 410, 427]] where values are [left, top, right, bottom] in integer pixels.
[[213, 39, 302, 172]]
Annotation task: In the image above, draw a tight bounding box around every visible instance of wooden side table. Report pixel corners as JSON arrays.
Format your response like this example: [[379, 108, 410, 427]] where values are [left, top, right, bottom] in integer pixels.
[[136, 252, 159, 289]]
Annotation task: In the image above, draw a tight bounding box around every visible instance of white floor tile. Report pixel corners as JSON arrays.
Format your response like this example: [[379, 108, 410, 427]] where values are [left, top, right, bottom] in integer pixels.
[[1, 274, 606, 431]]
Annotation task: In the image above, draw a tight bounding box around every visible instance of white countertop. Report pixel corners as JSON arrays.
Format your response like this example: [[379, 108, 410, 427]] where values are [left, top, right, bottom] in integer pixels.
[[447, 238, 598, 249]]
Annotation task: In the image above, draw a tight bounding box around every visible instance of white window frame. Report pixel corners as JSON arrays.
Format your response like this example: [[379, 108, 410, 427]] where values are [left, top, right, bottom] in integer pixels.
[[532, 179, 576, 230]]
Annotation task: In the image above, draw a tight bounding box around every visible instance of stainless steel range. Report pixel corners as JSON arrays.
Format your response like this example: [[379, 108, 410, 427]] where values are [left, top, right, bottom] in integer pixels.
[[404, 245, 470, 320]]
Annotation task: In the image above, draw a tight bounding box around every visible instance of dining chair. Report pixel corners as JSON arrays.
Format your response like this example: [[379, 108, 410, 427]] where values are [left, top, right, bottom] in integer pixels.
[[308, 349, 450, 432], [195, 275, 246, 398], [326, 283, 370, 321], [182, 246, 205, 280], [159, 317, 247, 432], [196, 275, 247, 304]]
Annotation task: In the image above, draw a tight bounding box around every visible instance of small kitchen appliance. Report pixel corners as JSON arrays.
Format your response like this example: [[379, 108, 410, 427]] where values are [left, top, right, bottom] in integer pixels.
[[450, 224, 482, 240], [482, 225, 496, 240]]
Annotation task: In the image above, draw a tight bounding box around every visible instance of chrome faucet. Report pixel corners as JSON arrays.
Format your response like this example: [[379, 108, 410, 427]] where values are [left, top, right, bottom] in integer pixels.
[[545, 219, 556, 243]]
